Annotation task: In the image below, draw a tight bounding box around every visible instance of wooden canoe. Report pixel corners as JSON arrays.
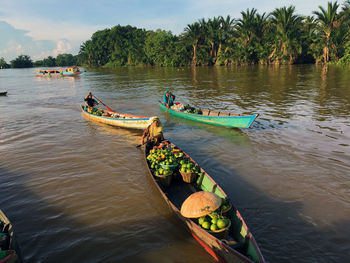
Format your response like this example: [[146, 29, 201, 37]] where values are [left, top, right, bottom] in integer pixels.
[[159, 102, 258, 128], [0, 92, 7, 96], [144, 142, 266, 263], [81, 105, 155, 130], [0, 209, 22, 263]]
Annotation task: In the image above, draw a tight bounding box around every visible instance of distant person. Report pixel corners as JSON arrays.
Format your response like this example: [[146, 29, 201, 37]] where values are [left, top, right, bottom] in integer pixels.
[[140, 117, 164, 147], [84, 92, 100, 113], [163, 90, 176, 108]]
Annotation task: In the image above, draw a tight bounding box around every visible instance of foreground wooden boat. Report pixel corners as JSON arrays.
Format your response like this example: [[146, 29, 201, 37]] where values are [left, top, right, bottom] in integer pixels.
[[144, 141, 266, 263], [0, 209, 22, 263], [159, 102, 258, 128], [81, 106, 155, 130], [0, 91, 7, 96], [33, 66, 83, 77]]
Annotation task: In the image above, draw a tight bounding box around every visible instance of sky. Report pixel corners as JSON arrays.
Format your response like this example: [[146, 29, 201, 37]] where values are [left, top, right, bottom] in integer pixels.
[[0, 0, 337, 62]]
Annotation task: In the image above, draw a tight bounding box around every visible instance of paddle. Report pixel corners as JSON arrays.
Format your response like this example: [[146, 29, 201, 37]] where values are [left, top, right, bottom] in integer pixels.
[[92, 95, 115, 112], [166, 93, 171, 113]]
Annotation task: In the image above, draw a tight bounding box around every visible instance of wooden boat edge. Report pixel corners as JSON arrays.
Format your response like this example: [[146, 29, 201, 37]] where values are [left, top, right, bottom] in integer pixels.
[[0, 209, 22, 263]]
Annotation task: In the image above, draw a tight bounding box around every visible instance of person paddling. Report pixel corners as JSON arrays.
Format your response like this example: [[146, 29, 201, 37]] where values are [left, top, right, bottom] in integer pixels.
[[163, 90, 176, 108], [84, 92, 100, 113], [140, 117, 164, 147]]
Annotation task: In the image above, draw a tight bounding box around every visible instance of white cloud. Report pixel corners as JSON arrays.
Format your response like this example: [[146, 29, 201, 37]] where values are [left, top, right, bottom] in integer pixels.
[[0, 41, 24, 59], [53, 40, 72, 56]]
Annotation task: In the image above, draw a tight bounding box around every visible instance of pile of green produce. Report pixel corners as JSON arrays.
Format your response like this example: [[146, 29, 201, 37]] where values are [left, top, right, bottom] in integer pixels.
[[89, 108, 104, 116], [198, 212, 230, 231], [147, 147, 179, 176], [184, 104, 203, 115], [179, 159, 200, 174]]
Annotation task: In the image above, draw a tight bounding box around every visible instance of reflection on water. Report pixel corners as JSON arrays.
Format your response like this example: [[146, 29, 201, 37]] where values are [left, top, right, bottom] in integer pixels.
[[0, 65, 349, 263]]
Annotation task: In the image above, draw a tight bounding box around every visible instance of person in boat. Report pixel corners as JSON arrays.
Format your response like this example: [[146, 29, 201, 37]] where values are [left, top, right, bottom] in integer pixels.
[[84, 92, 100, 113], [163, 90, 176, 108], [140, 117, 164, 147]]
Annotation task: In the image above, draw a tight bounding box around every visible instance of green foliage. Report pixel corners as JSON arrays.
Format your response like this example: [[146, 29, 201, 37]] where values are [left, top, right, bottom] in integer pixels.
[[56, 54, 77, 66], [10, 55, 33, 68], [78, 2, 350, 67], [0, 57, 10, 69], [338, 41, 350, 65]]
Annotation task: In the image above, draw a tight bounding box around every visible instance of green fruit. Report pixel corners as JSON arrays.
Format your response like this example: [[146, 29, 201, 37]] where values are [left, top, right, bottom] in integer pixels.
[[221, 205, 229, 211], [211, 218, 218, 225], [198, 217, 205, 225], [217, 219, 227, 229], [202, 221, 210, 229], [210, 224, 218, 231]]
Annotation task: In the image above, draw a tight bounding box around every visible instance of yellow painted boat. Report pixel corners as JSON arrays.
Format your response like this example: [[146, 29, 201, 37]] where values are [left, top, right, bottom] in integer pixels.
[[81, 106, 155, 130]]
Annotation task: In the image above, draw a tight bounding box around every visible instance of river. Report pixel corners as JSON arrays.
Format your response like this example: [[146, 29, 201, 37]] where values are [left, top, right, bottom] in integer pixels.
[[0, 65, 349, 263]]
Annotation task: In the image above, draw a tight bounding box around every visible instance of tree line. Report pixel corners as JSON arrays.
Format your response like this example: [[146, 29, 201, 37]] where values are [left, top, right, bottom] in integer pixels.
[[79, 1, 350, 67], [2, 1, 350, 69], [0, 54, 79, 69]]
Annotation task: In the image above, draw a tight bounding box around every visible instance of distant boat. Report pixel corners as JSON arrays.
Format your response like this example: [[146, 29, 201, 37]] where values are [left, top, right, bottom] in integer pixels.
[[33, 66, 83, 77], [159, 102, 259, 129], [0, 91, 7, 96], [0, 209, 22, 263]]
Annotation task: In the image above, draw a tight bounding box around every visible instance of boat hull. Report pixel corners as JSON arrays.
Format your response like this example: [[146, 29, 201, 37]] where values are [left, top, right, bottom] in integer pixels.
[[0, 92, 7, 96], [0, 210, 22, 263], [144, 142, 265, 263], [81, 106, 152, 130], [33, 66, 83, 77], [159, 103, 258, 128], [33, 72, 83, 77]]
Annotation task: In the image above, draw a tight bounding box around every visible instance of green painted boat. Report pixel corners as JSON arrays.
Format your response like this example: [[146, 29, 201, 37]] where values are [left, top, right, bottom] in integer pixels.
[[159, 102, 258, 128]]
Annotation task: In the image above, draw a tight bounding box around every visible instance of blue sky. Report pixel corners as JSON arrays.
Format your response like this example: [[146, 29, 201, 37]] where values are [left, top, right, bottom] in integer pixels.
[[0, 0, 336, 62]]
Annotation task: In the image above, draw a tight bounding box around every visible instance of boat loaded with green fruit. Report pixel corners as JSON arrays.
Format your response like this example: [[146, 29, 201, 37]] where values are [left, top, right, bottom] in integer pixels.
[[159, 102, 258, 129], [144, 141, 266, 263]]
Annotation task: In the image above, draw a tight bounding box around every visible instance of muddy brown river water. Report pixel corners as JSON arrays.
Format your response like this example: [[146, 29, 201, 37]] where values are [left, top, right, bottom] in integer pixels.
[[0, 65, 349, 262]]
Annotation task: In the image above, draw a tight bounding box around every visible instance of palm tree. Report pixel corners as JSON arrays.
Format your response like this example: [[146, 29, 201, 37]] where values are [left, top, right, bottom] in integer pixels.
[[234, 8, 270, 64], [270, 6, 304, 64], [184, 22, 202, 65], [207, 17, 221, 63], [312, 1, 340, 62], [216, 15, 235, 65], [340, 0, 350, 22], [236, 8, 259, 46]]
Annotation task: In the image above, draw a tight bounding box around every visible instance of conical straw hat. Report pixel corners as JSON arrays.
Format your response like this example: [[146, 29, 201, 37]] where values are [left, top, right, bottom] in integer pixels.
[[180, 191, 222, 218]]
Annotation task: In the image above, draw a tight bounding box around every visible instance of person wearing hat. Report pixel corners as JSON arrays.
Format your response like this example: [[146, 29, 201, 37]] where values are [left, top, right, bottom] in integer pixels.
[[163, 90, 176, 108], [84, 92, 100, 113], [140, 117, 164, 146]]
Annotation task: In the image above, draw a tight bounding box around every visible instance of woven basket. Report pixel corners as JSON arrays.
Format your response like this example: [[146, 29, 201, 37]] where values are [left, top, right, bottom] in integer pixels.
[[219, 203, 232, 217], [160, 163, 178, 170], [155, 172, 172, 187], [208, 219, 231, 240], [180, 170, 197, 183]]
